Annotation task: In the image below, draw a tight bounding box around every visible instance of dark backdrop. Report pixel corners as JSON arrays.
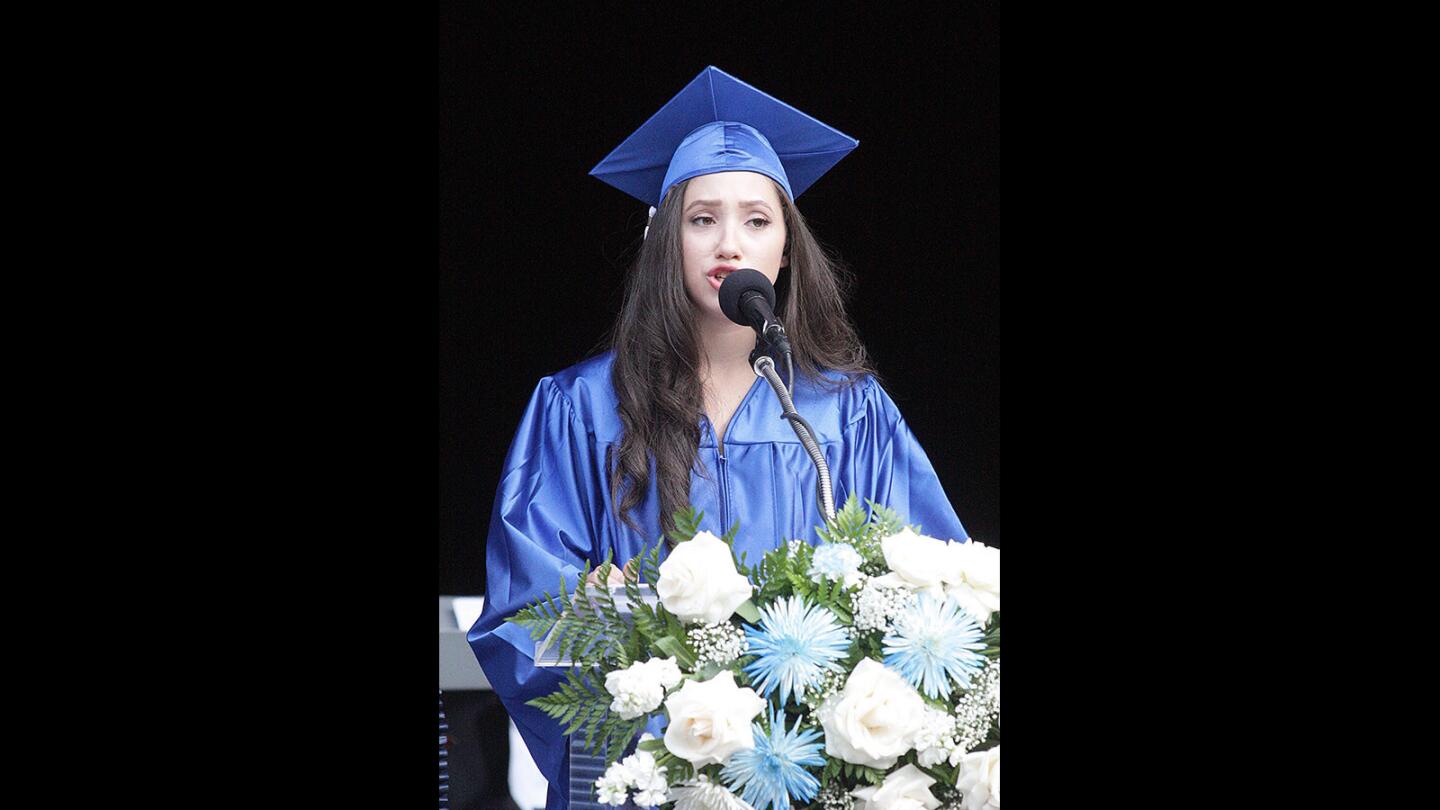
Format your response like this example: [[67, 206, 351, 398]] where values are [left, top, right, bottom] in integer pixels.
[[439, 5, 1001, 596]]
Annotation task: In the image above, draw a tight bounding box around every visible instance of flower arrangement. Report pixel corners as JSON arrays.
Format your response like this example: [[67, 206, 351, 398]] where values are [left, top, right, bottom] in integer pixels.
[[507, 495, 999, 810]]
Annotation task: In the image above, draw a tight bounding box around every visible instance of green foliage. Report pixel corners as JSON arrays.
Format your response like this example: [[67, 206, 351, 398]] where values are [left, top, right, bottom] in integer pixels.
[[654, 634, 698, 670], [535, 553, 635, 671], [817, 493, 869, 544], [622, 539, 676, 670], [754, 538, 803, 603], [813, 574, 853, 624], [865, 501, 905, 537], [507, 546, 668, 674], [600, 715, 647, 766], [668, 507, 704, 545], [915, 761, 956, 790], [734, 598, 761, 624], [982, 611, 1000, 658], [506, 571, 576, 641], [524, 667, 649, 765], [848, 763, 887, 785], [821, 758, 887, 786], [693, 660, 729, 681], [527, 668, 605, 735], [649, 746, 695, 783], [813, 493, 915, 566], [849, 633, 884, 664]]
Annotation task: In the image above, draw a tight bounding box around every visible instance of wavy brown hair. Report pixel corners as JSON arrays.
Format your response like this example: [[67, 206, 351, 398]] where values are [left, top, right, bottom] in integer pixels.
[[604, 178, 876, 538]]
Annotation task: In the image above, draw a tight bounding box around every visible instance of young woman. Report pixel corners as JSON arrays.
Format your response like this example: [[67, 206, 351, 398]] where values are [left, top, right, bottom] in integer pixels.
[[469, 66, 969, 810]]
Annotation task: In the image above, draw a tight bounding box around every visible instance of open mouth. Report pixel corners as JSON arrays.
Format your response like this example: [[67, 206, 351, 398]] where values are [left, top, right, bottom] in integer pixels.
[[708, 266, 737, 291]]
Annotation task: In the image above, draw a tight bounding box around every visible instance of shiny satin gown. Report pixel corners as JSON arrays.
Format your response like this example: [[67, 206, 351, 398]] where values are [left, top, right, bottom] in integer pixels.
[[468, 350, 968, 810]]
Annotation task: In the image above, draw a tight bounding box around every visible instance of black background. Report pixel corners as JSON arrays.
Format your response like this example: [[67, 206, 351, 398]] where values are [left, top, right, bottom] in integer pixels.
[[440, 5, 1002, 596], [199, 2, 1250, 804]]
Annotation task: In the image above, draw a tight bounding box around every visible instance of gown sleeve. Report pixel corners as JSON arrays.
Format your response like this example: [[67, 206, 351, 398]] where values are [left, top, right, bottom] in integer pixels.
[[851, 377, 972, 543], [467, 378, 602, 810]]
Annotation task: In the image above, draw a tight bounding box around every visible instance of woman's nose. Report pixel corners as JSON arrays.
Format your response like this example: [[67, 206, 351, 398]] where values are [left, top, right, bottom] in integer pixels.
[[715, 223, 741, 260]]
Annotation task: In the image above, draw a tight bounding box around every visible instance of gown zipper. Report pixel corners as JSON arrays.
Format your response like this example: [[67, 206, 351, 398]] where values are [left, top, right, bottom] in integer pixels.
[[709, 376, 763, 536], [717, 432, 728, 534]]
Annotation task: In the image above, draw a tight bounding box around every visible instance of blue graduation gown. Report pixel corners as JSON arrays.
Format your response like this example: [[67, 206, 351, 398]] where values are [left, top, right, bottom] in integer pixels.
[[467, 350, 967, 810]]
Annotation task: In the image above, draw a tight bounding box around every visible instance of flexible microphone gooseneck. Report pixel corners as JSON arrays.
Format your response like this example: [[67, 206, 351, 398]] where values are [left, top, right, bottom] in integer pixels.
[[717, 270, 836, 521]]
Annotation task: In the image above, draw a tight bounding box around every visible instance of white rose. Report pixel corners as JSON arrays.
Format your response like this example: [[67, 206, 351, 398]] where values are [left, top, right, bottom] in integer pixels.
[[851, 764, 942, 810], [662, 671, 766, 767], [940, 540, 1000, 626], [955, 745, 999, 810], [657, 531, 754, 624], [878, 528, 950, 596], [817, 658, 926, 769]]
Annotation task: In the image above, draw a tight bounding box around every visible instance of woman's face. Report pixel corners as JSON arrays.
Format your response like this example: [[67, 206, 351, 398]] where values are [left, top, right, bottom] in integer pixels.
[[678, 171, 789, 324]]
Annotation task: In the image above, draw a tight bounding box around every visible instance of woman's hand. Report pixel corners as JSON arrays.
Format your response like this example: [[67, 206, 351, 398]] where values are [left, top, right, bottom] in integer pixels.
[[585, 558, 639, 589]]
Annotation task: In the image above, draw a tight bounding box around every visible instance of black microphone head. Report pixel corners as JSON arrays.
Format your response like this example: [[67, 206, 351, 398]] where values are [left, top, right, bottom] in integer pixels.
[[718, 268, 776, 327]]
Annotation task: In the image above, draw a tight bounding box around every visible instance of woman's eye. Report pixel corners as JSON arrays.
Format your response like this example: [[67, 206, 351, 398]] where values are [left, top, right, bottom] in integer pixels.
[[690, 215, 716, 226], [747, 217, 771, 229]]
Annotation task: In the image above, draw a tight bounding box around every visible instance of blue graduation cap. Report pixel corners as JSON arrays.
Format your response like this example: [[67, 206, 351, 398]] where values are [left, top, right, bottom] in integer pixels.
[[589, 66, 859, 208]]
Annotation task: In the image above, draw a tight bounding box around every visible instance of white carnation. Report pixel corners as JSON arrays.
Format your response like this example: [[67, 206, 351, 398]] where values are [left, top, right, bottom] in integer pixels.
[[912, 707, 960, 768], [642, 656, 684, 689], [604, 657, 682, 720], [618, 750, 668, 807], [605, 666, 661, 720], [595, 773, 630, 806], [809, 542, 866, 588]]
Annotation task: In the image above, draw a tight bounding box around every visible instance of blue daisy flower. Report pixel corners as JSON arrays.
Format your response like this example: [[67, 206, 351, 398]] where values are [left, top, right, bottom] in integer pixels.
[[882, 592, 986, 699], [721, 709, 825, 810], [742, 595, 850, 706]]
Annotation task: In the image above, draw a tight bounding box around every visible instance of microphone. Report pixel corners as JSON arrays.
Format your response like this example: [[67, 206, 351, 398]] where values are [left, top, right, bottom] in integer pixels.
[[718, 268, 791, 356]]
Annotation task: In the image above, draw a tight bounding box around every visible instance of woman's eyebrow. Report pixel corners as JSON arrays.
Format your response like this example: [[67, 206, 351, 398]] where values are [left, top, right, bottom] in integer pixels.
[[685, 199, 775, 211]]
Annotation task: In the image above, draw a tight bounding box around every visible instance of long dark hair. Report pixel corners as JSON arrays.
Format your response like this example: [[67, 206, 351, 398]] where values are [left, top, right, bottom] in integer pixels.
[[605, 178, 876, 537]]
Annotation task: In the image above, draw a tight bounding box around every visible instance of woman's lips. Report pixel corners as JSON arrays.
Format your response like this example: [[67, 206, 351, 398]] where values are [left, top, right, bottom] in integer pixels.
[[707, 267, 736, 291]]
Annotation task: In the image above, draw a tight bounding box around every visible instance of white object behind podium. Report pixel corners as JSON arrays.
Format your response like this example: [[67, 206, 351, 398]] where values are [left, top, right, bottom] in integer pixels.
[[452, 597, 486, 634]]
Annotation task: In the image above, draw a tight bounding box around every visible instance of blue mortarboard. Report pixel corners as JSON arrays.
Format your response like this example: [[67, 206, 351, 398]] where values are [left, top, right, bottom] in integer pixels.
[[589, 66, 859, 208]]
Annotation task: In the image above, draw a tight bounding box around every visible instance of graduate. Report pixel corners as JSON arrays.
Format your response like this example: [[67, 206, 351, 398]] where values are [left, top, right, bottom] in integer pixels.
[[468, 66, 969, 810]]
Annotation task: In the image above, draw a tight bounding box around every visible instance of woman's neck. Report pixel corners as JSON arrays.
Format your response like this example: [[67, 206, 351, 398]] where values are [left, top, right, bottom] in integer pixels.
[[696, 315, 757, 383]]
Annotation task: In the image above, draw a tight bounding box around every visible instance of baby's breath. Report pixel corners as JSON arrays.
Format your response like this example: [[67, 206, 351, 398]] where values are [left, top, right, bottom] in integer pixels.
[[816, 781, 854, 810], [850, 579, 916, 633], [952, 658, 1001, 757], [687, 622, 748, 668]]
